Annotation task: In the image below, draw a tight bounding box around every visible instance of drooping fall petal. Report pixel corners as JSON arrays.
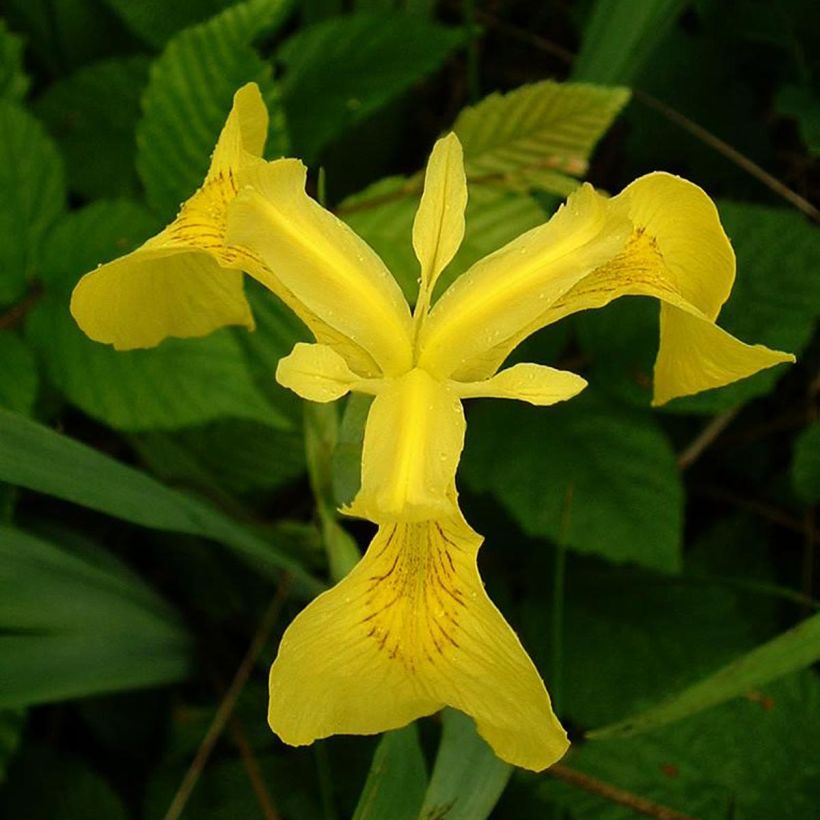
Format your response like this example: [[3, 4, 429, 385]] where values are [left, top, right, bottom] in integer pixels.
[[268, 514, 568, 772], [70, 83, 267, 350], [347, 369, 464, 523], [226, 159, 414, 377]]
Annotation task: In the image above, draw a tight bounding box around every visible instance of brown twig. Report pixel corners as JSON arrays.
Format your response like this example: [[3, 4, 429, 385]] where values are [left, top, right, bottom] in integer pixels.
[[475, 10, 820, 222], [548, 763, 696, 820], [677, 406, 742, 471], [0, 285, 43, 330], [228, 716, 280, 820], [163, 575, 292, 820]]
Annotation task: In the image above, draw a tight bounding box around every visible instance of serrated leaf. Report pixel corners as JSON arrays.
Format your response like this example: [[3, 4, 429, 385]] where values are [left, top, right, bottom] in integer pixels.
[[0, 525, 192, 706], [572, 0, 686, 85], [35, 56, 150, 199], [577, 201, 820, 412], [353, 724, 427, 820], [0, 408, 323, 592], [27, 199, 286, 431], [452, 80, 631, 196], [462, 390, 683, 572], [792, 421, 820, 504], [279, 12, 462, 161], [0, 20, 29, 101], [420, 709, 512, 820], [99, 0, 238, 47], [0, 100, 65, 306], [590, 608, 820, 740], [0, 332, 36, 415], [137, 0, 291, 218]]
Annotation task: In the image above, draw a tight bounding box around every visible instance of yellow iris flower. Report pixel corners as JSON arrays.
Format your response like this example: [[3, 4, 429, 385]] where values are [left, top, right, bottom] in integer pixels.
[[70, 83, 793, 772]]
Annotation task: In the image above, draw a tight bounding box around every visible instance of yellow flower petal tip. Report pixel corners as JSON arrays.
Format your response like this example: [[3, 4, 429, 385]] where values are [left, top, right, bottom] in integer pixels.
[[267, 516, 569, 772], [69, 82, 269, 350]]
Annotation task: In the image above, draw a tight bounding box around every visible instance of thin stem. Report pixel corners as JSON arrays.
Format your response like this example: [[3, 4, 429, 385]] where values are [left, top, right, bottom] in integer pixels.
[[677, 406, 741, 471], [163, 576, 292, 820], [551, 483, 574, 713], [548, 764, 695, 820], [228, 716, 280, 820]]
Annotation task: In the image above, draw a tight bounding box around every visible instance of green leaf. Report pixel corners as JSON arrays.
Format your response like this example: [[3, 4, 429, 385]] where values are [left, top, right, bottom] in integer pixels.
[[793, 421, 820, 504], [279, 12, 462, 161], [0, 100, 65, 306], [0, 19, 29, 101], [452, 80, 631, 196], [27, 200, 286, 431], [0, 332, 36, 415], [542, 671, 820, 819], [137, 0, 291, 219], [99, 0, 238, 47], [0, 711, 24, 783], [462, 390, 683, 572], [777, 84, 820, 157], [577, 201, 819, 412], [0, 408, 323, 592], [35, 56, 151, 199], [589, 608, 820, 740], [420, 709, 512, 820], [0, 746, 129, 820], [572, 0, 686, 85], [0, 525, 191, 706], [353, 724, 427, 820]]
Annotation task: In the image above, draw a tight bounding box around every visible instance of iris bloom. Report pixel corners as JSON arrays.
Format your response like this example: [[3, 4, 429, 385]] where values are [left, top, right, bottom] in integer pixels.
[[71, 83, 793, 771]]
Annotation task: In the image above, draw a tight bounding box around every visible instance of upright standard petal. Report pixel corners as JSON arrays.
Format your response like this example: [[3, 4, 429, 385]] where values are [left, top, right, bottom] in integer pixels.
[[412, 133, 468, 301], [268, 514, 568, 772], [348, 369, 465, 522], [226, 159, 414, 377], [417, 184, 631, 378], [70, 83, 268, 350]]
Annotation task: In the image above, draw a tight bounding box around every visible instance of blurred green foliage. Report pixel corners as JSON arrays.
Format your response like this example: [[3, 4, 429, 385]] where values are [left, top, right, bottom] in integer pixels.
[[0, 0, 818, 818]]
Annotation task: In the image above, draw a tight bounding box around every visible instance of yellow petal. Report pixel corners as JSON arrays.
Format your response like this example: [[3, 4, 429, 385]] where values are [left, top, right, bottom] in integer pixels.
[[276, 342, 379, 403], [412, 133, 468, 297], [226, 159, 414, 376], [418, 183, 630, 378], [455, 362, 587, 405], [268, 515, 569, 772], [349, 369, 464, 522], [653, 304, 795, 405], [70, 84, 267, 350], [70, 249, 253, 350]]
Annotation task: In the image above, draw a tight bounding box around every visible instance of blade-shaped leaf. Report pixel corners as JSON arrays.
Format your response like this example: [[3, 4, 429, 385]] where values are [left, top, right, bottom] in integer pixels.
[[353, 724, 427, 820], [420, 709, 512, 820], [0, 409, 323, 593], [588, 610, 820, 740], [0, 332, 36, 415]]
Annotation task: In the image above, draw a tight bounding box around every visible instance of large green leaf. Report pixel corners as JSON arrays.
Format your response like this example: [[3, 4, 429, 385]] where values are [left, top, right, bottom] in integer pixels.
[[589, 608, 820, 740], [572, 0, 686, 85], [452, 80, 630, 196], [279, 12, 462, 161], [137, 0, 291, 219], [462, 390, 683, 572], [99, 0, 238, 47], [26, 199, 286, 431], [0, 19, 28, 101], [0, 408, 323, 592], [35, 56, 151, 199], [577, 201, 819, 412], [420, 710, 512, 820], [793, 421, 820, 504], [0, 100, 65, 306], [353, 724, 427, 820], [0, 525, 191, 706], [0, 332, 36, 415], [541, 671, 820, 819]]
